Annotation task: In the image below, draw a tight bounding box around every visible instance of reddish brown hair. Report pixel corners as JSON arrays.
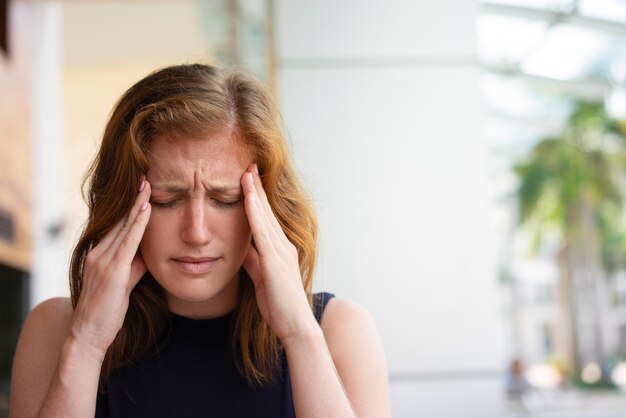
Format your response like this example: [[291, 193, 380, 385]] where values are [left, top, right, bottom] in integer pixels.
[[70, 64, 317, 386]]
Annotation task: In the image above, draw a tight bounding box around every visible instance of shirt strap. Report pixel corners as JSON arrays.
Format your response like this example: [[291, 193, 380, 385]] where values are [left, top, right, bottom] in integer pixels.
[[312, 292, 335, 324]]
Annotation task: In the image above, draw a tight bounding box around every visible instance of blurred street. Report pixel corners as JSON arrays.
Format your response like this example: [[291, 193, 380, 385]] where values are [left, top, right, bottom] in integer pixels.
[[505, 390, 626, 418]]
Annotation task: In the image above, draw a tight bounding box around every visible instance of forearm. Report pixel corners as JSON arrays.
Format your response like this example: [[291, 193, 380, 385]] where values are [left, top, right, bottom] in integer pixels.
[[38, 335, 105, 418], [284, 321, 356, 418]]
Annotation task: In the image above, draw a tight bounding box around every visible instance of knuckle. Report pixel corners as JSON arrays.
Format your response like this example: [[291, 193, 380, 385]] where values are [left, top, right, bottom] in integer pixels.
[[119, 235, 133, 249], [85, 251, 102, 271], [85, 251, 96, 266]]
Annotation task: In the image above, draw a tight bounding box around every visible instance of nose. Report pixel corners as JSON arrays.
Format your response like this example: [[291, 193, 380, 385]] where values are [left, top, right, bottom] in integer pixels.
[[180, 198, 212, 246]]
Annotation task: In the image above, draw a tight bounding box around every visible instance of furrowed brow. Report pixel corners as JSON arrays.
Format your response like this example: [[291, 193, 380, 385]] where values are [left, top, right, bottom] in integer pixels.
[[207, 184, 242, 195], [151, 183, 188, 193], [151, 182, 242, 194]]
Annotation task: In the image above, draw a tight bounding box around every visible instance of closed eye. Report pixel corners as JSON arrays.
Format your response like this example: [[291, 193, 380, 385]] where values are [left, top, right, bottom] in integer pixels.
[[213, 199, 241, 209], [150, 199, 180, 209], [150, 197, 242, 210]]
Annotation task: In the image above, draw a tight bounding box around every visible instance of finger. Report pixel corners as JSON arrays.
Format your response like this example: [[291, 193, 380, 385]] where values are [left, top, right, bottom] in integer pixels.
[[247, 164, 269, 203], [242, 244, 262, 286], [129, 250, 148, 290], [89, 216, 125, 259], [243, 180, 279, 257], [113, 201, 151, 267], [242, 171, 283, 251], [108, 180, 152, 258], [94, 177, 147, 258], [247, 165, 284, 237], [242, 170, 286, 251]]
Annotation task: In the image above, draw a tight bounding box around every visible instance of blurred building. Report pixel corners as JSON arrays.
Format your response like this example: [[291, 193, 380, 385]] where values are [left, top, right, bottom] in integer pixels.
[[481, 0, 626, 382], [506, 258, 626, 372], [0, 0, 36, 414], [1, 1, 506, 417]]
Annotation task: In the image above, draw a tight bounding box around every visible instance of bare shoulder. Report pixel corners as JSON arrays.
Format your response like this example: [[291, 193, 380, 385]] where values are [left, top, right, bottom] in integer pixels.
[[10, 297, 74, 417], [28, 296, 73, 320], [320, 298, 383, 360], [320, 298, 373, 330], [320, 298, 392, 417], [19, 297, 74, 345]]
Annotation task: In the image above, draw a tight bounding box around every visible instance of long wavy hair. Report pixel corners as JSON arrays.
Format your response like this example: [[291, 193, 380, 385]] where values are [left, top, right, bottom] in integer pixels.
[[69, 64, 318, 387]]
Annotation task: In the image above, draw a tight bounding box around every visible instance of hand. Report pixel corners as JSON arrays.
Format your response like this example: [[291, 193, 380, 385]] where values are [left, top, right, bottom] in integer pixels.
[[241, 165, 318, 347], [70, 179, 152, 357]]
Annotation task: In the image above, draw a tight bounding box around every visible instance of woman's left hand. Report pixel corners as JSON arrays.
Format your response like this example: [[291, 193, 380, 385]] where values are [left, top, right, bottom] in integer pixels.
[[240, 164, 317, 347]]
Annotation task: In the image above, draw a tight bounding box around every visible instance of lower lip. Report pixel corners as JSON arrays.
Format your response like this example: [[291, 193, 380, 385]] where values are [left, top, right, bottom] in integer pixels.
[[172, 259, 219, 274]]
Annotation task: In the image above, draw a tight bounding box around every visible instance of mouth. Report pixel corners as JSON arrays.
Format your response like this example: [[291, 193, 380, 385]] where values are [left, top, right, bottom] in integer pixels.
[[171, 257, 220, 274]]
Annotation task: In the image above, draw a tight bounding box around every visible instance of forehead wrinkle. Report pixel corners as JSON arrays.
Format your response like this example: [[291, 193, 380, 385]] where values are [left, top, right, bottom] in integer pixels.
[[147, 133, 251, 194], [148, 164, 188, 192], [151, 174, 242, 194], [151, 179, 241, 193], [198, 173, 242, 194], [150, 182, 188, 193]]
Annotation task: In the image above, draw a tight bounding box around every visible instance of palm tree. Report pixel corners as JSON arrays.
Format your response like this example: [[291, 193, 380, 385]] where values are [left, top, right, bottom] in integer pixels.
[[514, 101, 626, 375]]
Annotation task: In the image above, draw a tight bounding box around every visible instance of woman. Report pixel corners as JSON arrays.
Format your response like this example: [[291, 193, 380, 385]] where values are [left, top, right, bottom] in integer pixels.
[[10, 64, 390, 417]]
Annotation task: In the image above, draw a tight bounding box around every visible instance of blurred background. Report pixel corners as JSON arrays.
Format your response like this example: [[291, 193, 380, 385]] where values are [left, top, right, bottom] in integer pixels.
[[4, 0, 626, 416]]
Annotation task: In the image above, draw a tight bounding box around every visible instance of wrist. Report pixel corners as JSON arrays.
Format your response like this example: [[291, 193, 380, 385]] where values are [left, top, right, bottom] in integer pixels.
[[59, 333, 107, 375], [68, 315, 113, 359], [281, 317, 324, 352], [40, 332, 106, 416]]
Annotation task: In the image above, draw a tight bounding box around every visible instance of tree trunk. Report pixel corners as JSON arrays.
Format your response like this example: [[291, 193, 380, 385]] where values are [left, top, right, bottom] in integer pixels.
[[557, 242, 577, 375], [565, 193, 604, 373]]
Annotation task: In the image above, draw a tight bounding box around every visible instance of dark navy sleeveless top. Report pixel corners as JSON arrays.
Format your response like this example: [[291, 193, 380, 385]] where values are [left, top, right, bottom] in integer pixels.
[[95, 293, 335, 418]]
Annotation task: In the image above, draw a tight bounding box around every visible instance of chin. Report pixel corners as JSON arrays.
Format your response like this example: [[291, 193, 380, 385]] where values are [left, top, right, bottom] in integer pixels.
[[153, 271, 239, 308]]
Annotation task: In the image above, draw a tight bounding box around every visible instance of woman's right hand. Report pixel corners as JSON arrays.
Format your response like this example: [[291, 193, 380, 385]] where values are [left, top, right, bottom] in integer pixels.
[[69, 179, 152, 357]]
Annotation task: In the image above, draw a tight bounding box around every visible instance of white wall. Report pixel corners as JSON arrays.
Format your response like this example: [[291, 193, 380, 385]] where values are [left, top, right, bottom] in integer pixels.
[[30, 1, 507, 415], [30, 0, 66, 307], [275, 1, 506, 416], [32, 0, 216, 306]]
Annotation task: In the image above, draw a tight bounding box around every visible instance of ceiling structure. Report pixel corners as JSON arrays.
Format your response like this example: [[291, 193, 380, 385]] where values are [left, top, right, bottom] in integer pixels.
[[479, 0, 626, 154]]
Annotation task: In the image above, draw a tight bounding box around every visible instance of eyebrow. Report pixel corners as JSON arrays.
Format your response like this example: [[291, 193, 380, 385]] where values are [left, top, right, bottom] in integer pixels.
[[151, 182, 242, 194]]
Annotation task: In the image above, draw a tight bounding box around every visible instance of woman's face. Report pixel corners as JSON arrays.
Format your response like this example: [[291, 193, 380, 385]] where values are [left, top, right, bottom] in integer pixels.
[[139, 132, 253, 318]]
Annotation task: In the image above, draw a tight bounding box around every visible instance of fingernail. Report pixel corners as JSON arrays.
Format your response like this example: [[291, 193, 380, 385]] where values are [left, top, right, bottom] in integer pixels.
[[248, 172, 254, 183], [139, 180, 145, 192], [140, 201, 149, 211], [253, 164, 259, 175]]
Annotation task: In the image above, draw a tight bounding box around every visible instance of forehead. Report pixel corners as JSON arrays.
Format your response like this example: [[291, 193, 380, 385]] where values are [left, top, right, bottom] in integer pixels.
[[147, 133, 252, 180]]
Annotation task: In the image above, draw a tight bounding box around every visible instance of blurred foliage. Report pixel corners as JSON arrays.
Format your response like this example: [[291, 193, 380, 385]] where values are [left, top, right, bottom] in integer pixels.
[[514, 101, 626, 274], [570, 376, 617, 391]]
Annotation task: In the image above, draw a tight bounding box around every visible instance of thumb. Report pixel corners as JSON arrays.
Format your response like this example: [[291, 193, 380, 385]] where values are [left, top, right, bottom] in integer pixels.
[[242, 244, 262, 286], [129, 250, 147, 289]]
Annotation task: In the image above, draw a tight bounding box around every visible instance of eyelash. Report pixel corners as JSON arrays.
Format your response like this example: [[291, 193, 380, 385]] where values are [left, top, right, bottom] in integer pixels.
[[151, 199, 240, 209], [213, 199, 240, 209], [151, 200, 179, 209]]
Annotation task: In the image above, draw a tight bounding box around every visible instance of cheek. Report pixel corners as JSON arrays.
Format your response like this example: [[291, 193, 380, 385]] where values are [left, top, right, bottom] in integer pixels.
[[227, 208, 252, 248], [139, 213, 171, 255], [238, 209, 251, 235]]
